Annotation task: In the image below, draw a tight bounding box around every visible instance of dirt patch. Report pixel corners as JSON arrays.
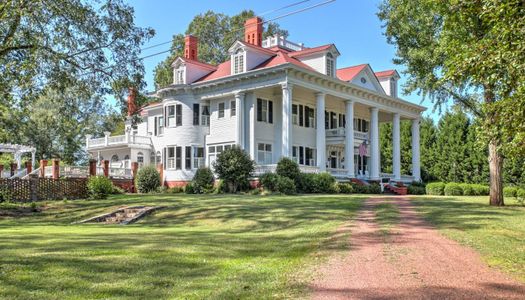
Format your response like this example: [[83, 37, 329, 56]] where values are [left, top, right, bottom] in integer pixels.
[[309, 196, 525, 299]]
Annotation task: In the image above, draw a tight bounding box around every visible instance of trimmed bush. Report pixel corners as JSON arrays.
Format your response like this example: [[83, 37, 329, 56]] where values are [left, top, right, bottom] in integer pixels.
[[503, 186, 518, 198], [87, 176, 114, 199], [460, 183, 475, 196], [297, 173, 315, 193], [426, 182, 445, 195], [260, 172, 279, 192], [337, 182, 353, 194], [276, 157, 301, 184], [213, 146, 255, 193], [135, 166, 161, 193], [167, 186, 184, 194], [368, 183, 381, 194], [184, 182, 195, 194], [112, 185, 125, 194], [407, 185, 426, 195], [312, 173, 336, 193], [351, 183, 370, 194], [276, 176, 296, 195], [516, 189, 525, 205], [444, 182, 463, 196], [191, 167, 215, 194], [471, 184, 489, 196]]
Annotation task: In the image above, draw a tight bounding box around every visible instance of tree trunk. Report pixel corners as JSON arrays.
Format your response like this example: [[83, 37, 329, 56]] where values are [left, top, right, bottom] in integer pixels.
[[488, 140, 504, 206]]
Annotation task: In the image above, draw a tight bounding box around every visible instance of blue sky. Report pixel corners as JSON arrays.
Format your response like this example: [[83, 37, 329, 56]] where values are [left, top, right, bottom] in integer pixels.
[[127, 0, 436, 118]]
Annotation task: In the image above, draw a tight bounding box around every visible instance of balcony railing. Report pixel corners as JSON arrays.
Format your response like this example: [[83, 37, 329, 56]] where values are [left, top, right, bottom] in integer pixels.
[[86, 134, 152, 149], [326, 128, 369, 140], [261, 35, 306, 51], [254, 164, 320, 177]]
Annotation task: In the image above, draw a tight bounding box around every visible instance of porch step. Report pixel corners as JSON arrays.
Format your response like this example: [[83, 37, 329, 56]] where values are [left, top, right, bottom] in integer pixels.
[[74, 206, 163, 225], [384, 184, 408, 195]]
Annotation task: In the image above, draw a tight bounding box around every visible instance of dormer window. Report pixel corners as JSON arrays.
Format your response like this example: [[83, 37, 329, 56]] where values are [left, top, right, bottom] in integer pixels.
[[233, 49, 245, 74], [326, 52, 335, 77], [175, 68, 184, 84]]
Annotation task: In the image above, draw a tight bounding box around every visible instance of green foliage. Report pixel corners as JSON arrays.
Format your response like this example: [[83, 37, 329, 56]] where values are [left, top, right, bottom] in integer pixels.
[[298, 173, 336, 194], [444, 182, 463, 196], [276, 157, 301, 184], [0, 186, 12, 202], [154, 10, 288, 88], [166, 187, 184, 194], [407, 185, 425, 195], [260, 172, 279, 192], [275, 176, 296, 195], [112, 185, 125, 195], [184, 183, 195, 194], [426, 182, 445, 196], [503, 187, 518, 198], [135, 166, 161, 193], [459, 183, 474, 196], [351, 183, 370, 194], [212, 146, 255, 193], [86, 176, 114, 200], [516, 189, 525, 205], [471, 184, 490, 196], [337, 183, 354, 194], [368, 183, 381, 194], [191, 168, 215, 194]]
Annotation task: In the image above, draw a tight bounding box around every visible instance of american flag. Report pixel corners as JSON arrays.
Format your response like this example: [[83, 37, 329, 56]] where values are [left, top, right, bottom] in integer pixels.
[[359, 142, 367, 157]]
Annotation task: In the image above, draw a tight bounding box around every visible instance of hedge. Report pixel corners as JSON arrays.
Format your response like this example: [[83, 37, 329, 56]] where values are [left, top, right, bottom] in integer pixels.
[[426, 182, 445, 195], [444, 182, 463, 196]]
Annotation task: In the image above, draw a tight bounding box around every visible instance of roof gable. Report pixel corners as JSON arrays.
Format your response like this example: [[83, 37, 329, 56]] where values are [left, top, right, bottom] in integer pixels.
[[338, 64, 385, 94]]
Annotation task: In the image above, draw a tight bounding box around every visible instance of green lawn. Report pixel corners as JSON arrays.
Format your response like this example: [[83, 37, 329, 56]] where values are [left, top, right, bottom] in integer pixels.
[[411, 196, 525, 282], [0, 194, 364, 299]]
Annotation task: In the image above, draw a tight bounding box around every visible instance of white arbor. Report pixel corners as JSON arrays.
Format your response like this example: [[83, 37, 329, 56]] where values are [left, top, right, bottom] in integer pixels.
[[0, 144, 36, 169]]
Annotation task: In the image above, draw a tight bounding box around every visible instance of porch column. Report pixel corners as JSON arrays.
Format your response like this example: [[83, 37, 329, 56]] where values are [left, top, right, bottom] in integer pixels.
[[369, 107, 380, 180], [392, 113, 401, 181], [316, 92, 326, 171], [281, 82, 293, 158], [345, 100, 355, 177], [247, 92, 257, 160], [235, 92, 245, 148], [31, 151, 36, 171], [411, 118, 421, 181]]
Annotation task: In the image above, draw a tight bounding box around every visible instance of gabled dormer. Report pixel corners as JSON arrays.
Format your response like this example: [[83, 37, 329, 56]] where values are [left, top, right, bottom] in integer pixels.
[[171, 35, 216, 84], [288, 44, 340, 77], [375, 70, 401, 98], [228, 40, 275, 75], [337, 64, 386, 94]]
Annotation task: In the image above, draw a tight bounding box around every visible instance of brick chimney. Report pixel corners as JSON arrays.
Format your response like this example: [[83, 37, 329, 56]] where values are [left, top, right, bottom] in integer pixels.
[[184, 35, 198, 60], [244, 17, 263, 46], [127, 87, 137, 117]]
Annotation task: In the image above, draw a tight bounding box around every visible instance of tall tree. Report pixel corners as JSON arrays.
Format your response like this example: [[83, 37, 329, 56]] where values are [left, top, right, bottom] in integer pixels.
[[378, 0, 525, 205], [154, 10, 288, 88]]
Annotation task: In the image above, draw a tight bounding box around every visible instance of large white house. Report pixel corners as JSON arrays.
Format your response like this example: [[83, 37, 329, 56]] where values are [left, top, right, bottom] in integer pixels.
[[86, 17, 426, 187]]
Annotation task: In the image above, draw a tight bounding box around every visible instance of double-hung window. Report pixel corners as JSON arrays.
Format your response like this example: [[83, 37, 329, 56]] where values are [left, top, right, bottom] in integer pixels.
[[326, 53, 335, 77], [306, 147, 316, 166], [292, 104, 298, 125], [158, 116, 164, 135], [308, 107, 315, 128], [218, 102, 225, 118], [185, 146, 192, 170], [292, 146, 299, 164], [230, 100, 236, 117], [257, 143, 272, 165], [256, 98, 273, 123], [201, 105, 210, 126], [176, 104, 182, 126], [193, 147, 204, 169], [175, 69, 184, 84], [233, 49, 244, 74], [167, 147, 175, 169], [175, 146, 182, 170], [167, 106, 175, 127], [193, 104, 200, 125]]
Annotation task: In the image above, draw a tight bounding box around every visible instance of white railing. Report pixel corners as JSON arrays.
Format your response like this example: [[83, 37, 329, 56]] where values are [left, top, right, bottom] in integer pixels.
[[262, 35, 306, 51], [108, 135, 126, 144], [300, 165, 320, 174], [109, 167, 132, 179], [326, 128, 369, 140], [22, 167, 41, 179], [61, 166, 89, 178], [130, 135, 151, 145], [44, 166, 53, 177], [89, 138, 105, 147], [254, 164, 320, 177], [327, 168, 347, 177], [86, 134, 152, 149]]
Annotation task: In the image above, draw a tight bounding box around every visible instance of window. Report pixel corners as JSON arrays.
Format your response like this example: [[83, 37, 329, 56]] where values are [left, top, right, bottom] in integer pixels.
[[230, 100, 236, 116], [175, 146, 182, 170], [256, 98, 273, 123], [201, 105, 210, 126], [193, 147, 204, 169], [158, 116, 164, 135], [193, 103, 200, 125], [299, 104, 304, 126], [299, 146, 304, 165], [305, 147, 316, 166], [218, 102, 225, 118], [175, 69, 184, 84], [326, 52, 335, 77], [292, 104, 298, 125], [292, 146, 299, 164], [257, 143, 272, 164], [308, 107, 315, 128], [167, 105, 175, 127], [111, 155, 119, 162], [325, 111, 329, 129], [154, 116, 164, 136], [137, 152, 144, 167], [233, 49, 244, 74], [156, 151, 161, 164], [330, 112, 337, 129], [176, 104, 182, 126], [150, 152, 155, 164], [185, 146, 191, 170], [167, 147, 175, 169], [354, 118, 369, 133]]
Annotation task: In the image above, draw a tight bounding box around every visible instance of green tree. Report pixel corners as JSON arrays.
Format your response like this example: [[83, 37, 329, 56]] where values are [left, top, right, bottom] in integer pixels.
[[378, 0, 525, 205], [153, 10, 288, 88], [213, 146, 255, 193], [419, 117, 438, 182]]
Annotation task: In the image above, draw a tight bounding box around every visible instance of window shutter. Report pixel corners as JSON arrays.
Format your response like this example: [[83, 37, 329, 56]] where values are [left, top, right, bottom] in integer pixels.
[[164, 106, 167, 127], [268, 100, 273, 124], [154, 117, 158, 136], [163, 147, 166, 170], [257, 98, 262, 121], [193, 104, 199, 125], [325, 111, 329, 129], [299, 105, 304, 126], [305, 106, 310, 127]]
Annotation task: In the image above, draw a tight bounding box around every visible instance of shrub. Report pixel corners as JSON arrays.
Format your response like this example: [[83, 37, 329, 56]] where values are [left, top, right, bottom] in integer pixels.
[[260, 172, 279, 192], [312, 173, 336, 193], [444, 182, 463, 196], [471, 184, 489, 196], [213, 179, 227, 194], [276, 176, 296, 195], [426, 182, 445, 195], [112, 185, 125, 194], [351, 183, 369, 194], [213, 146, 255, 193], [297, 173, 316, 193], [135, 166, 160, 193], [368, 183, 381, 194], [276, 157, 301, 183], [0, 187, 12, 202], [87, 176, 114, 199], [337, 182, 353, 194], [408, 185, 426, 195], [503, 186, 518, 198], [191, 167, 215, 194], [516, 188, 525, 205], [460, 183, 475, 196], [184, 182, 195, 194], [410, 181, 426, 188], [167, 186, 184, 194]]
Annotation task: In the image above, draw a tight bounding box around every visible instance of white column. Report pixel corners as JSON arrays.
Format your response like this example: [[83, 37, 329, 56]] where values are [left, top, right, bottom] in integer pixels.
[[247, 92, 257, 160], [411, 118, 421, 182], [345, 100, 355, 177], [85, 134, 92, 150], [281, 82, 293, 158], [392, 113, 401, 181], [234, 92, 245, 148], [369, 107, 380, 180], [316, 92, 326, 171]]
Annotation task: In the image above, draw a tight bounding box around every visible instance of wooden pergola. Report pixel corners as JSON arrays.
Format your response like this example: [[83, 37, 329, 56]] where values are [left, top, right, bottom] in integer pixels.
[[0, 144, 36, 169]]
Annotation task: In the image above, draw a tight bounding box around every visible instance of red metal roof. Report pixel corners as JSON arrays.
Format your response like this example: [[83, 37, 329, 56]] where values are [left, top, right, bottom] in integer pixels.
[[181, 58, 217, 70], [195, 60, 232, 82], [375, 69, 398, 78], [288, 44, 334, 57], [336, 64, 368, 81]]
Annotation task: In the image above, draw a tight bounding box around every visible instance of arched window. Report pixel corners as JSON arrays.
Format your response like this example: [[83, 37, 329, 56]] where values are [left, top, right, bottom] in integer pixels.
[[150, 151, 156, 164], [124, 155, 130, 160], [111, 155, 119, 162], [156, 151, 161, 164], [123, 155, 130, 169], [326, 52, 335, 77]]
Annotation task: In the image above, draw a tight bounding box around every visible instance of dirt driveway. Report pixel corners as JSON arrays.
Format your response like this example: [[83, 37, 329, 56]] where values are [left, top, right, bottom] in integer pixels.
[[310, 197, 525, 299]]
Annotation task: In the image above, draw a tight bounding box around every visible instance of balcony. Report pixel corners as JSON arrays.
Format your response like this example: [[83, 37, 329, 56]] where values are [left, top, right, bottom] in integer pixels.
[[86, 133, 152, 150], [261, 35, 306, 51]]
